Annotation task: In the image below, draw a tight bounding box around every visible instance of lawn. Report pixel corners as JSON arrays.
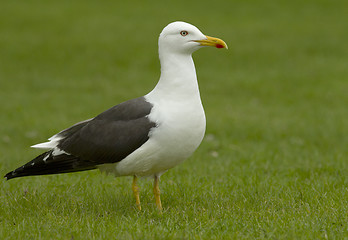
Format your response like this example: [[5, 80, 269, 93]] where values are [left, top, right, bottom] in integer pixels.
[[0, 0, 347, 239]]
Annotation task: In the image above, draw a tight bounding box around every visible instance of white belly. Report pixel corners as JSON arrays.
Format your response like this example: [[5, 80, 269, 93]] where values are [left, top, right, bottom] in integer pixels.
[[99, 96, 206, 177]]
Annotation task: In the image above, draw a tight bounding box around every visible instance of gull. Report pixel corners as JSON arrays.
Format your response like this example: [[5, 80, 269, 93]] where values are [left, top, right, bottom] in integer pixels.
[[5, 21, 227, 211]]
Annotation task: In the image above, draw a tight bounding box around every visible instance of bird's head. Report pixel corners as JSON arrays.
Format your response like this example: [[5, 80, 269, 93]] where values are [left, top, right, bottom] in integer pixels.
[[159, 21, 228, 55]]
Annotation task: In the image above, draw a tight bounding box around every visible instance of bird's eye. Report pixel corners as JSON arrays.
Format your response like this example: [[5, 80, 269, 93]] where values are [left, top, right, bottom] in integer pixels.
[[180, 31, 188, 36]]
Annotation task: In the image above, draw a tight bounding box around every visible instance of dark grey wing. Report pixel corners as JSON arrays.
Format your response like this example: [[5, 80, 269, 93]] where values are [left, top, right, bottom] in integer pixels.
[[4, 97, 156, 180], [58, 96, 156, 164]]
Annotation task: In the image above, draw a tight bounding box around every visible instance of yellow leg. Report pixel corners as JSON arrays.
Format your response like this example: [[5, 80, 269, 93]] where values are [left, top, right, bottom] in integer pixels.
[[153, 176, 163, 212], [132, 176, 141, 210]]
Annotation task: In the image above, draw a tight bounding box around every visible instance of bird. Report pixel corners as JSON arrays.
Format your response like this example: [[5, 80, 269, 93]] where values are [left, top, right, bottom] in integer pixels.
[[4, 21, 227, 211]]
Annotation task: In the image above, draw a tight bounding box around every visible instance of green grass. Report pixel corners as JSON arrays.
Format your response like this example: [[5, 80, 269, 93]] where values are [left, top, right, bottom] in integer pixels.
[[1, 0, 348, 239]]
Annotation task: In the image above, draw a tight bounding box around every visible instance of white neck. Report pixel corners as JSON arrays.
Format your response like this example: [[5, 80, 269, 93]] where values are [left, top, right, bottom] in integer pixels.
[[147, 51, 201, 101]]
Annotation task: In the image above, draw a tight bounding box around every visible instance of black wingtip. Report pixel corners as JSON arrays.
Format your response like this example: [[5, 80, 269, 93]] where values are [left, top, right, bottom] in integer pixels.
[[3, 150, 98, 180], [4, 165, 27, 180], [4, 171, 14, 180]]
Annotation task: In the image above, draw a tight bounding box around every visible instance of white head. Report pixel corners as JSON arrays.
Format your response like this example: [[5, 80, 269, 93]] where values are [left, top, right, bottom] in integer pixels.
[[158, 21, 228, 55]]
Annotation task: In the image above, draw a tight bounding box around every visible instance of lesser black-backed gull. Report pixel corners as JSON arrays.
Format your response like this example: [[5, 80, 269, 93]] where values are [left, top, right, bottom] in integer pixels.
[[5, 21, 227, 211]]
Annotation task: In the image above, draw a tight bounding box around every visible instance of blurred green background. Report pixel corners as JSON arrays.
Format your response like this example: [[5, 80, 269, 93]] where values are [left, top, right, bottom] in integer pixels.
[[1, 0, 347, 239]]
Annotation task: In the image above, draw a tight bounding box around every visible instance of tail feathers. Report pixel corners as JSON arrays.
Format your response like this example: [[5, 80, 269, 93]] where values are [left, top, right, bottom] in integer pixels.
[[4, 150, 97, 180]]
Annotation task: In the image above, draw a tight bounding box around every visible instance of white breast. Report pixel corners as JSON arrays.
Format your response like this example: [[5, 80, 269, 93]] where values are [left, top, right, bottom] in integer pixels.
[[102, 93, 205, 177]]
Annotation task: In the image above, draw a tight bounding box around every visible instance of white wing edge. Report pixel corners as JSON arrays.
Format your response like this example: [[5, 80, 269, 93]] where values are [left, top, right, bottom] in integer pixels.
[[31, 135, 62, 149]]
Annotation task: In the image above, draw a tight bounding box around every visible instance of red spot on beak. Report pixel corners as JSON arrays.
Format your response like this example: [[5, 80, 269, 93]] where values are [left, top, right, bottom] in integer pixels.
[[216, 44, 224, 48]]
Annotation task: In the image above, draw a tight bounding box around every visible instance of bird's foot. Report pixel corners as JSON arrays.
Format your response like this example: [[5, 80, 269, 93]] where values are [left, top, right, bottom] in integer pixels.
[[132, 176, 141, 211], [153, 176, 163, 213]]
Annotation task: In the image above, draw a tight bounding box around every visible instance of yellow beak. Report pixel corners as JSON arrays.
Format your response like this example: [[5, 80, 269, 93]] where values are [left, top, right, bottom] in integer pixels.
[[194, 35, 228, 49]]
